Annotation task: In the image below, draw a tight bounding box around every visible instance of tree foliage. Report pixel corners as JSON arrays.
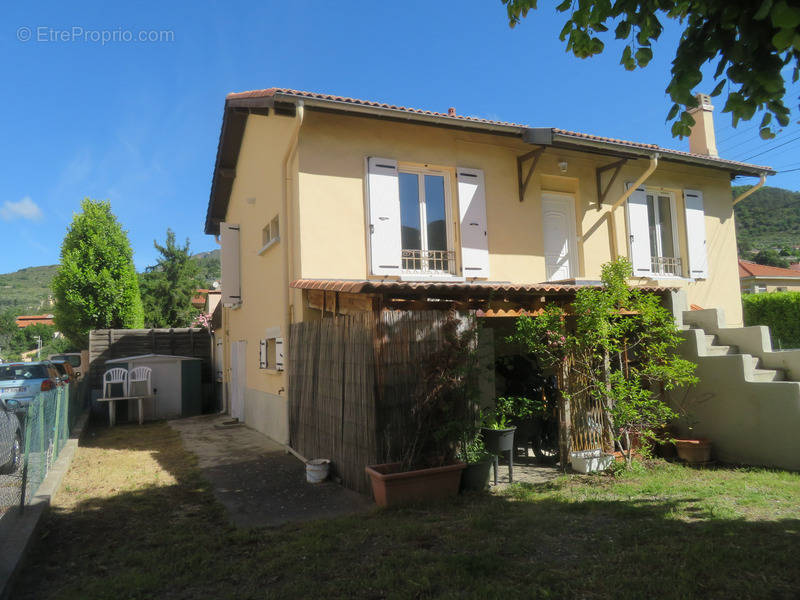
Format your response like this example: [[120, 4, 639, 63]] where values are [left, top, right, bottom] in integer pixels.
[[511, 258, 697, 466], [502, 0, 800, 138], [753, 248, 791, 267], [139, 229, 203, 328], [52, 199, 144, 347]]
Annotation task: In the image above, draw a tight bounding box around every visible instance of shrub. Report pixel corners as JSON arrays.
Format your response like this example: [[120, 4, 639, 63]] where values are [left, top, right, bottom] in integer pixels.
[[742, 292, 800, 349]]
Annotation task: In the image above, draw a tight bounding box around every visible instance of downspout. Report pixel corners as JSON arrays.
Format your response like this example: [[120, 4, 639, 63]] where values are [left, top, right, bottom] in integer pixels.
[[282, 101, 305, 349], [609, 153, 659, 258], [732, 173, 767, 205]]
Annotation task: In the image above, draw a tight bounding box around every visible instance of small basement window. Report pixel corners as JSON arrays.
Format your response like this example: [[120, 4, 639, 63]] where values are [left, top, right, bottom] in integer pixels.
[[258, 215, 280, 254], [259, 336, 284, 371]]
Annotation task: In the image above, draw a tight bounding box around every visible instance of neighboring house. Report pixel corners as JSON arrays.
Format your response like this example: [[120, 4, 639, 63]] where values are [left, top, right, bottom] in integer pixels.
[[15, 314, 55, 328], [739, 259, 800, 293], [191, 289, 210, 310], [203, 87, 773, 456]]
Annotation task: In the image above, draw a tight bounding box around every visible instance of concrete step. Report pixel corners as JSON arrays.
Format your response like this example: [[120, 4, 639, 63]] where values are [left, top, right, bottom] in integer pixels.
[[750, 368, 786, 382], [706, 344, 739, 356]]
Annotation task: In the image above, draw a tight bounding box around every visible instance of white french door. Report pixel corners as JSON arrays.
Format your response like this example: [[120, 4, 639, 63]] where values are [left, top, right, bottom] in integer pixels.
[[542, 194, 578, 281]]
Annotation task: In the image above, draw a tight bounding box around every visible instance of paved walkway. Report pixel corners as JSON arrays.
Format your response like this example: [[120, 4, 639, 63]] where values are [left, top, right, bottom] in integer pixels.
[[168, 415, 372, 528], [489, 453, 562, 489]]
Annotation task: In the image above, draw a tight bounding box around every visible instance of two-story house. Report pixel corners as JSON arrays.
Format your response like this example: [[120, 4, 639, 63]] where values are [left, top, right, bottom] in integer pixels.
[[204, 88, 787, 477]]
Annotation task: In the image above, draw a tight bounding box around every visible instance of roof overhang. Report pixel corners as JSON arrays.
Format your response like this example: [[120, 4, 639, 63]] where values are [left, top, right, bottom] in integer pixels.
[[524, 128, 774, 178], [204, 89, 775, 235], [290, 278, 671, 302]]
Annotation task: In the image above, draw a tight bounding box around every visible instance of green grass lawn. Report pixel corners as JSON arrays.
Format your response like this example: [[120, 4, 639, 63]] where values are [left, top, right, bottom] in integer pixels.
[[13, 423, 800, 599]]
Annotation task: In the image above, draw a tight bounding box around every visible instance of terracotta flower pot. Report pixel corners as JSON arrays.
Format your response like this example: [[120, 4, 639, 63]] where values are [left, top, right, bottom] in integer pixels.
[[674, 439, 712, 464], [365, 461, 466, 508]]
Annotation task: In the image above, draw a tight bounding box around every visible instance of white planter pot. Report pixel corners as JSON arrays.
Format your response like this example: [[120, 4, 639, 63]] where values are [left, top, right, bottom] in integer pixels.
[[570, 449, 614, 473]]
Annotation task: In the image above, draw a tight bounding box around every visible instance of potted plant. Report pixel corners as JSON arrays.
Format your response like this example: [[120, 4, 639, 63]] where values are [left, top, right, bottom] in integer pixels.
[[458, 434, 492, 492], [480, 408, 516, 455], [480, 402, 517, 484], [366, 315, 476, 507], [671, 389, 713, 464]]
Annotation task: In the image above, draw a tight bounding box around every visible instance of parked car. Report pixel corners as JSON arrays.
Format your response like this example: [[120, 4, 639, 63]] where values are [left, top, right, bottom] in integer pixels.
[[48, 352, 87, 380], [0, 398, 22, 474], [50, 360, 76, 384], [0, 362, 61, 415]]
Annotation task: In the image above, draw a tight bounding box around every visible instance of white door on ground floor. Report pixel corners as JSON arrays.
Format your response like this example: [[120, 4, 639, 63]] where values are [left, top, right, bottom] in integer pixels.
[[542, 193, 578, 281], [230, 340, 246, 421]]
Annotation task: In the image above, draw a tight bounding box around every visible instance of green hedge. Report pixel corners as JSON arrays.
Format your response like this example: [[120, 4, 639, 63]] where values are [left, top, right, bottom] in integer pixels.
[[742, 292, 800, 349]]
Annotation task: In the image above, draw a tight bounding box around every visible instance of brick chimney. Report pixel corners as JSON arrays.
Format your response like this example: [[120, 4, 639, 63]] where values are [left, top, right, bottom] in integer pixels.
[[688, 93, 718, 157], [448, 107, 456, 116]]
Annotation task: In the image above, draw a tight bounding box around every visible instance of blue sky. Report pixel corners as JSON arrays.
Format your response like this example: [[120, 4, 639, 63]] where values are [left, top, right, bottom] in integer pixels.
[[1, 1, 799, 274]]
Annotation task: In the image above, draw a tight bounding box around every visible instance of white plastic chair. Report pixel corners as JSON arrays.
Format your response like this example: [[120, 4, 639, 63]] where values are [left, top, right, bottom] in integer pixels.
[[103, 368, 128, 399], [128, 367, 152, 397], [128, 366, 155, 424]]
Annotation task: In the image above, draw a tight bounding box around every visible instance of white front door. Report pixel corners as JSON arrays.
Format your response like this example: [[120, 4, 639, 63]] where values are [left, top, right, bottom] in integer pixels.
[[229, 340, 246, 421], [542, 194, 578, 281]]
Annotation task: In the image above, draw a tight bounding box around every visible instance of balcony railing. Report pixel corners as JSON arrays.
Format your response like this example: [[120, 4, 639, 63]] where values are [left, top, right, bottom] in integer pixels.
[[401, 249, 455, 275], [651, 256, 682, 277]]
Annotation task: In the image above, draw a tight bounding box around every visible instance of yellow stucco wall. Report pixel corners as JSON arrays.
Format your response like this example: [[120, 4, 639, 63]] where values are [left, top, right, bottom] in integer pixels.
[[216, 108, 750, 438], [221, 113, 297, 441], [295, 111, 745, 324]]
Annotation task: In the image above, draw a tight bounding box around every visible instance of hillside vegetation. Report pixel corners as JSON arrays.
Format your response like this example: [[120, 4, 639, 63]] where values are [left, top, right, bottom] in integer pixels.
[[734, 185, 800, 252], [0, 249, 220, 315], [0, 265, 58, 312]]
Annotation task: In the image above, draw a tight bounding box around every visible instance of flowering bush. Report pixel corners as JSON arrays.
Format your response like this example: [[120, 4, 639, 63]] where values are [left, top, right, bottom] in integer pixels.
[[511, 258, 698, 467], [192, 312, 212, 330]]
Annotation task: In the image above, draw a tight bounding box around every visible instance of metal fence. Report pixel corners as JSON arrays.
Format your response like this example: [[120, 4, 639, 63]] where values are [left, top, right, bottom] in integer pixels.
[[0, 380, 87, 519]]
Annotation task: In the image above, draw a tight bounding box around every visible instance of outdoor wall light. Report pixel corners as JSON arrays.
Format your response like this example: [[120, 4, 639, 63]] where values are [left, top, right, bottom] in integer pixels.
[[558, 160, 568, 174]]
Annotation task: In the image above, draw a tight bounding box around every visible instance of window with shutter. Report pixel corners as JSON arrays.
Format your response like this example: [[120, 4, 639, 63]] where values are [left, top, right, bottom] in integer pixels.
[[258, 333, 284, 372], [366, 158, 461, 278], [626, 186, 682, 277]]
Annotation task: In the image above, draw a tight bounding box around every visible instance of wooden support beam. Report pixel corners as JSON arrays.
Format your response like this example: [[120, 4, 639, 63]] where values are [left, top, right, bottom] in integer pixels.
[[595, 159, 627, 210], [517, 147, 545, 202]]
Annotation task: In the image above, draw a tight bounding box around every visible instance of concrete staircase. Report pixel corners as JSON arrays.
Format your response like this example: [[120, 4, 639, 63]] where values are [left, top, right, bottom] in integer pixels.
[[673, 308, 800, 471]]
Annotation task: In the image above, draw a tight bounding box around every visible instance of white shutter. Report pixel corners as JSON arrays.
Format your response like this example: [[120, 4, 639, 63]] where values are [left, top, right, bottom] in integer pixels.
[[684, 189, 708, 278], [220, 222, 241, 306], [625, 186, 651, 276], [366, 157, 402, 276], [275, 338, 284, 371], [259, 339, 267, 369], [457, 168, 490, 278]]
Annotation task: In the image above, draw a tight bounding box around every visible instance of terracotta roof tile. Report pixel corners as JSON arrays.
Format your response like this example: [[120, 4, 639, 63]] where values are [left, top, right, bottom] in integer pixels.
[[738, 259, 800, 278], [226, 88, 773, 172], [289, 279, 670, 297]]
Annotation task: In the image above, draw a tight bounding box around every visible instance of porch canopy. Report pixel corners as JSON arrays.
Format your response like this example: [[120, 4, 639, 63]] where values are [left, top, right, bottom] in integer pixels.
[[290, 278, 672, 317]]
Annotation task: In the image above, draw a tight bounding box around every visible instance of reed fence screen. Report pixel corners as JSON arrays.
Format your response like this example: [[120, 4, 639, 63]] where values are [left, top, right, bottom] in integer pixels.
[[289, 310, 466, 494]]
